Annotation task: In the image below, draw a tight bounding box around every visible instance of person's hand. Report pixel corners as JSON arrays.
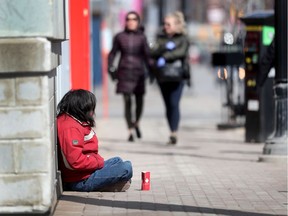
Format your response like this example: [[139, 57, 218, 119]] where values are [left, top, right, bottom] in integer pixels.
[[157, 57, 165, 67], [109, 72, 117, 81], [108, 66, 117, 81], [108, 66, 116, 74], [166, 41, 176, 50]]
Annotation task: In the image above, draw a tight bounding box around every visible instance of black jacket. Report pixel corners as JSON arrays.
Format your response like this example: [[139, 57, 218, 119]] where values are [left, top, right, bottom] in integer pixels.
[[150, 32, 190, 82], [108, 29, 150, 94]]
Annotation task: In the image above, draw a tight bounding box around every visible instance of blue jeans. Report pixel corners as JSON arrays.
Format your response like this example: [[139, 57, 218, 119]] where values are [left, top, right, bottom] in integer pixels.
[[66, 157, 133, 192], [159, 81, 184, 132]]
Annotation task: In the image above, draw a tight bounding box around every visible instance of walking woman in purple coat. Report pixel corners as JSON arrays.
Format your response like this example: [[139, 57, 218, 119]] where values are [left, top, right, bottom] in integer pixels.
[[108, 11, 151, 142]]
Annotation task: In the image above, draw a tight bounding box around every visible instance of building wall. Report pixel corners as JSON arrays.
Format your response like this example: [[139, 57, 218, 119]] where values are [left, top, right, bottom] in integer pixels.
[[0, 0, 67, 214]]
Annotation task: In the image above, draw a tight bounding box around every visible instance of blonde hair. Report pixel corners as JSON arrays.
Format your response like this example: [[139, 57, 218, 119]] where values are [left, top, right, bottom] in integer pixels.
[[165, 11, 187, 34]]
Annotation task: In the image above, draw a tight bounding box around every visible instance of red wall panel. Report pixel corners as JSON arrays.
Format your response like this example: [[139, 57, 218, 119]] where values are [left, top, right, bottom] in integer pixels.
[[69, 0, 91, 90]]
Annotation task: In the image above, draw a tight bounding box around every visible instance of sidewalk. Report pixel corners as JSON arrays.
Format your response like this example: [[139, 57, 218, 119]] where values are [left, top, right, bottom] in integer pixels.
[[53, 65, 287, 216]]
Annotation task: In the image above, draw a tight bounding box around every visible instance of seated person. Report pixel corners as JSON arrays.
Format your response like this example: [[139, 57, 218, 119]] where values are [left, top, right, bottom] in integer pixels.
[[57, 89, 133, 192]]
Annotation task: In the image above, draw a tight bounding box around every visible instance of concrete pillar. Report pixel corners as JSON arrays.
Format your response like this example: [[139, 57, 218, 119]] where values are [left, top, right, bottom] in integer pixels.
[[0, 0, 67, 215]]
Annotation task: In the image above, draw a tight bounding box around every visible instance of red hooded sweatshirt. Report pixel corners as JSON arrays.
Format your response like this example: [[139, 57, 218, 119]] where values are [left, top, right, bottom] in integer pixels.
[[57, 113, 104, 182]]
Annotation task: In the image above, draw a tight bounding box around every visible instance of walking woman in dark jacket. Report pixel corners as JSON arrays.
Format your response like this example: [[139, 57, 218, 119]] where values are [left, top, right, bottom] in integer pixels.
[[150, 11, 190, 145], [108, 11, 151, 142]]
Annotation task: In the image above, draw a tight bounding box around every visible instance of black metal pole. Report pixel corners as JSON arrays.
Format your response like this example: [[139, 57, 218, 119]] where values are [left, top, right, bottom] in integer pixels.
[[158, 0, 164, 25], [262, 0, 288, 155]]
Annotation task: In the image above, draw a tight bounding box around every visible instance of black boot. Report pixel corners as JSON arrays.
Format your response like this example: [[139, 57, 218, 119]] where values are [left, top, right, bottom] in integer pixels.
[[128, 134, 134, 142], [167, 136, 177, 145]]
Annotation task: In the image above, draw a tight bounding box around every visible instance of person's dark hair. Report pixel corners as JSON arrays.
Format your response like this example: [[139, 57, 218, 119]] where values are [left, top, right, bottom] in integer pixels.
[[57, 89, 96, 127], [126, 11, 140, 22]]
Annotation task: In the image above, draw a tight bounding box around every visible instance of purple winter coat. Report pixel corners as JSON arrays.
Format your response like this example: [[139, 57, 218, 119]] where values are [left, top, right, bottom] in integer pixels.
[[108, 29, 151, 94]]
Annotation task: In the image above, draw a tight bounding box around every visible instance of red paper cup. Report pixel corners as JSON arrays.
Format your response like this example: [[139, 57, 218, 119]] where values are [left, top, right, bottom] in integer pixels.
[[141, 171, 150, 190]]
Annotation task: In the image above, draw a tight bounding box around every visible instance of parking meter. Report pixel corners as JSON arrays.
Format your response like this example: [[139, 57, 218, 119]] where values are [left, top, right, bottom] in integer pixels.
[[241, 11, 275, 142]]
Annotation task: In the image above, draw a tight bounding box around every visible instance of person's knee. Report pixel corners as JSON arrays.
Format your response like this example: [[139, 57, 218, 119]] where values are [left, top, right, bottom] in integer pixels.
[[170, 98, 180, 110], [123, 161, 133, 179], [104, 156, 123, 166], [113, 156, 122, 162]]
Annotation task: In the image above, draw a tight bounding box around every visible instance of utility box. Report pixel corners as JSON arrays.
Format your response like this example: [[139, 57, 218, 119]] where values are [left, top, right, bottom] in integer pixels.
[[241, 11, 275, 142]]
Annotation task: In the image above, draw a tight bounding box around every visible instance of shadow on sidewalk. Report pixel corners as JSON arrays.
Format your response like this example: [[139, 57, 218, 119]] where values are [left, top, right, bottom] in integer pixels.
[[60, 195, 285, 216]]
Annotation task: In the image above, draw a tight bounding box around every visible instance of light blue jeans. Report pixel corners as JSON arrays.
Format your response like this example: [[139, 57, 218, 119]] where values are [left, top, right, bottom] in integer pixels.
[[66, 157, 133, 192]]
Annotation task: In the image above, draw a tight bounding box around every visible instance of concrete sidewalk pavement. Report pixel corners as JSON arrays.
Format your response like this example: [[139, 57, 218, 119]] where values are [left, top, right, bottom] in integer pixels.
[[53, 65, 287, 216]]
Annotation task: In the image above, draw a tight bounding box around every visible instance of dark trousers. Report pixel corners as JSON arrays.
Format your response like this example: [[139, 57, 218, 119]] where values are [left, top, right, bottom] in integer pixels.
[[123, 93, 144, 129], [159, 81, 184, 132]]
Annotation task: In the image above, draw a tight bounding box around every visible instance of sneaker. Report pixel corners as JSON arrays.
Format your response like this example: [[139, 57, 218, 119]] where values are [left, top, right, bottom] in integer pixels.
[[128, 134, 134, 142], [167, 136, 177, 145], [135, 126, 142, 138]]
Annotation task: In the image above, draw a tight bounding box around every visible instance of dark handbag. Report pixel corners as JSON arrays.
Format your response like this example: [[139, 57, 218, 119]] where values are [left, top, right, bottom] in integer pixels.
[[156, 60, 185, 82]]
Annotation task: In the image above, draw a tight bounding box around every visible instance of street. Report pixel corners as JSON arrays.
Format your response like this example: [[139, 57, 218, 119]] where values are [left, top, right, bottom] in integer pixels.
[[54, 64, 287, 216]]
